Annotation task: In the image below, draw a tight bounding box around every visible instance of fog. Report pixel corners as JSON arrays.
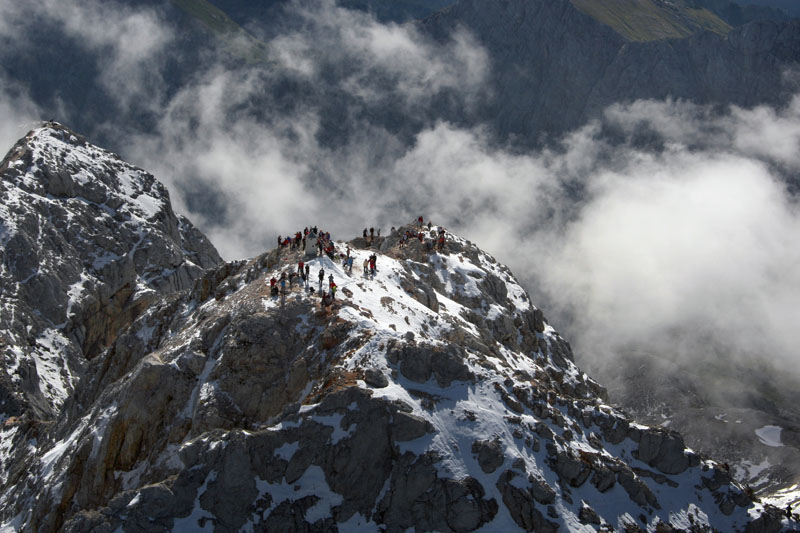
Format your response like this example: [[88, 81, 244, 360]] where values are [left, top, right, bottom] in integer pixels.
[[1, 0, 799, 381]]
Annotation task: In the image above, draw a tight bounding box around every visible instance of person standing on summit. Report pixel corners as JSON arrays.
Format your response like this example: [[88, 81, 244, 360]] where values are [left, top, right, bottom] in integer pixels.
[[318, 267, 325, 294]]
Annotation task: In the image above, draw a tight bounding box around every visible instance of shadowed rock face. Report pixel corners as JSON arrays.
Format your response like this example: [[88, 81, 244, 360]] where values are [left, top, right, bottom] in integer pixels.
[[0, 122, 222, 421], [421, 0, 800, 144]]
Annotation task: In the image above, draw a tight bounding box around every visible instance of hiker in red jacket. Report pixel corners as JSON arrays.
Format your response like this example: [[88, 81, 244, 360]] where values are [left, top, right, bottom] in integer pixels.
[[269, 276, 278, 296]]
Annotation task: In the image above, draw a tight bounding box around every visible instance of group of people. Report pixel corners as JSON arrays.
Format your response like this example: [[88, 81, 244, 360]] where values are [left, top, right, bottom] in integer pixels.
[[277, 226, 335, 256], [397, 225, 447, 252], [362, 227, 381, 243], [277, 227, 310, 251], [269, 216, 446, 306], [269, 260, 337, 303], [363, 253, 377, 277], [317, 232, 336, 258], [269, 259, 311, 297]]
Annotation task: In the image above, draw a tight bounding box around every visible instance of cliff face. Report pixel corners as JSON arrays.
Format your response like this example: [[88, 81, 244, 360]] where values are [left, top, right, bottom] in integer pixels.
[[0, 123, 222, 422], [0, 126, 794, 531], [421, 0, 800, 143]]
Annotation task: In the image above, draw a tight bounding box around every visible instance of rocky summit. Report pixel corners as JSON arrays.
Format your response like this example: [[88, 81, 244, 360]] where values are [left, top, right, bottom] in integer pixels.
[[0, 125, 797, 532]]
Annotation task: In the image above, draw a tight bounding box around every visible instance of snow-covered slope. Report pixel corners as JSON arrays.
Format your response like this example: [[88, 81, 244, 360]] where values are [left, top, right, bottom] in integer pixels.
[[0, 122, 221, 445], [1, 219, 795, 531]]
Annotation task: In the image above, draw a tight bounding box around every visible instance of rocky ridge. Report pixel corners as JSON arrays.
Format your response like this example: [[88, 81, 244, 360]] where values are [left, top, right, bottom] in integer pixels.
[[0, 223, 796, 529], [0, 122, 221, 425]]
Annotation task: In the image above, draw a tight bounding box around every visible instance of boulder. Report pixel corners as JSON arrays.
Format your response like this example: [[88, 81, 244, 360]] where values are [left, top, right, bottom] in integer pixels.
[[471, 439, 505, 473]]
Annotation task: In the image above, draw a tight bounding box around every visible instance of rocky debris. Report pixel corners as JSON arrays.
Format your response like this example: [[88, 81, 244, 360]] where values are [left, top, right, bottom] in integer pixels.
[[635, 428, 693, 475], [578, 502, 602, 525], [591, 465, 617, 492], [744, 505, 788, 533], [392, 411, 433, 441], [617, 468, 660, 509], [549, 448, 592, 488], [376, 451, 498, 533]]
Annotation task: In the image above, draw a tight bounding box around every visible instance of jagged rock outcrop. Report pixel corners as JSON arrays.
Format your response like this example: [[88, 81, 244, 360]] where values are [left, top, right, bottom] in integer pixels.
[[0, 122, 221, 420]]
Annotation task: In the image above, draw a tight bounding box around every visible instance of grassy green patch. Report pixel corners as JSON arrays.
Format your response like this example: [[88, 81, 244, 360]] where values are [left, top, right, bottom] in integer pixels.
[[170, 0, 270, 63], [571, 0, 731, 41], [171, 0, 244, 34]]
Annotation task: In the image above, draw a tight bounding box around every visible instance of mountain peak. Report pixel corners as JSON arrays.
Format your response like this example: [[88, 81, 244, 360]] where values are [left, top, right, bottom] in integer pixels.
[[0, 122, 221, 419]]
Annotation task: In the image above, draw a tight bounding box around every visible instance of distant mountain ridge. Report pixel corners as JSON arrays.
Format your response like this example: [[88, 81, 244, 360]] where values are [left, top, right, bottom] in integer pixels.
[[570, 0, 732, 41], [737, 0, 800, 18], [4, 0, 799, 155], [421, 0, 800, 143]]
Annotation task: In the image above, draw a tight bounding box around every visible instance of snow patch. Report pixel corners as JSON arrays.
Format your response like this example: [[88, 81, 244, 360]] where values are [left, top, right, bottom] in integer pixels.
[[755, 425, 784, 447], [274, 441, 299, 461]]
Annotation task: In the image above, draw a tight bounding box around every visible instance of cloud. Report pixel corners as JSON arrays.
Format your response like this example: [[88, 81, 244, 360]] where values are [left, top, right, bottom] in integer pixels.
[[44, 0, 172, 102], [413, 105, 800, 377], [267, 0, 489, 109], [535, 148, 800, 363], [604, 96, 800, 174], [0, 78, 41, 156], [109, 0, 491, 258]]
